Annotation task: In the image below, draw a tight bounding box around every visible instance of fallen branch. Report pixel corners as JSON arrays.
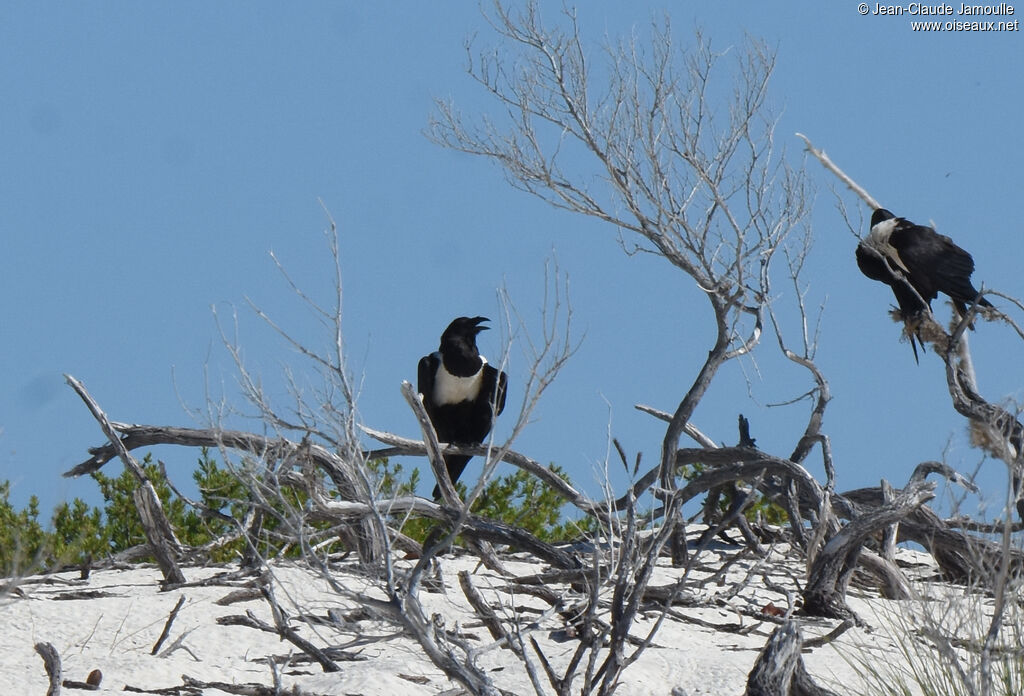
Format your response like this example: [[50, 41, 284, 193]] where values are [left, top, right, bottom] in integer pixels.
[[124, 675, 334, 696], [64, 375, 186, 586], [152, 594, 187, 655], [457, 570, 550, 695], [459, 570, 509, 646], [35, 642, 62, 696]]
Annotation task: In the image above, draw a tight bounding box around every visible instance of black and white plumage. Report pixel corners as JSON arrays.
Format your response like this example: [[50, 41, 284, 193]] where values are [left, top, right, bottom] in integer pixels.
[[856, 208, 991, 359], [418, 316, 508, 499]]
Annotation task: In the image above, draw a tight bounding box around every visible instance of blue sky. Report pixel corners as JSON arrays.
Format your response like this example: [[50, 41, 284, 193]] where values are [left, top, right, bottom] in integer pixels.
[[2, 2, 1022, 519]]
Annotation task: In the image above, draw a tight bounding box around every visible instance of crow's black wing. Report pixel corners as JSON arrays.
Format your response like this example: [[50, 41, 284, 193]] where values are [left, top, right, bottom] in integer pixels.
[[856, 242, 929, 316], [856, 241, 926, 362], [417, 353, 440, 415], [483, 365, 508, 417], [894, 224, 988, 309]]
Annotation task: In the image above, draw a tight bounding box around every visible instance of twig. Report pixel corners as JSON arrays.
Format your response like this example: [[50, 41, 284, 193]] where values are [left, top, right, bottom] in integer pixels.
[[152, 594, 187, 655], [218, 587, 343, 674], [157, 628, 201, 660], [260, 582, 341, 673], [802, 619, 856, 649], [459, 571, 509, 647], [795, 133, 880, 210]]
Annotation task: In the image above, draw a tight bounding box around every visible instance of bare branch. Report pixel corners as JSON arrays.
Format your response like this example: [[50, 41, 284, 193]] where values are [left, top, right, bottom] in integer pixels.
[[796, 133, 879, 209], [64, 374, 186, 585]]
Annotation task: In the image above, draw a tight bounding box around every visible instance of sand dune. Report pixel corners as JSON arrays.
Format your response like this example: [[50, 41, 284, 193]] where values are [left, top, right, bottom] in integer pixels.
[[0, 544, 942, 695]]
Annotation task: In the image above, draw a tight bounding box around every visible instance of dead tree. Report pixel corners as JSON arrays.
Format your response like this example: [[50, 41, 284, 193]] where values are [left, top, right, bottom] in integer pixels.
[[429, 0, 814, 565], [802, 132, 1024, 535], [801, 133, 1024, 696]]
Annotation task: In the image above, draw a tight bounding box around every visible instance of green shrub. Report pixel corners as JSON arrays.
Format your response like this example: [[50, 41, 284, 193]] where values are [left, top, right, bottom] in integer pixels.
[[472, 464, 595, 542], [1, 452, 594, 577], [0, 482, 46, 575], [368, 459, 594, 545], [49, 498, 108, 565]]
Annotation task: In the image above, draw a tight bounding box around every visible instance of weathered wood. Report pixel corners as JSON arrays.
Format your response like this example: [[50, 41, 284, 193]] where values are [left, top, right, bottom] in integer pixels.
[[842, 485, 1024, 582], [365, 425, 602, 515], [745, 621, 838, 696], [261, 582, 341, 673], [67, 418, 386, 565], [855, 549, 911, 600], [400, 380, 459, 506], [216, 609, 342, 673], [61, 672, 101, 691], [879, 479, 898, 563], [803, 479, 934, 621], [64, 375, 186, 586], [459, 570, 516, 649], [151, 594, 186, 655], [124, 675, 332, 696], [34, 642, 62, 696], [943, 329, 1024, 522]]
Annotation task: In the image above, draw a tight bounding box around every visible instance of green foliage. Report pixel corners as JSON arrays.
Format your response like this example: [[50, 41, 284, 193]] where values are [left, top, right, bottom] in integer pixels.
[[49, 498, 108, 565], [91, 454, 186, 552], [365, 458, 434, 541], [366, 457, 420, 497], [0, 449, 252, 576], [746, 493, 788, 526], [472, 464, 595, 542], [2, 451, 594, 578], [368, 459, 593, 545], [185, 450, 251, 562], [0, 482, 46, 575]]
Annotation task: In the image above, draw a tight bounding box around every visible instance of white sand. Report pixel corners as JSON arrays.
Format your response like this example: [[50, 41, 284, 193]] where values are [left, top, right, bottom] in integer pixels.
[[0, 546, 934, 695]]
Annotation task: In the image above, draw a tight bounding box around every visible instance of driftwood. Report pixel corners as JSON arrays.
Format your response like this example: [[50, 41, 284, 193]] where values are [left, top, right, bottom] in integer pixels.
[[803, 479, 935, 621], [68, 418, 597, 517], [34, 644, 102, 693], [216, 579, 352, 673], [62, 670, 102, 691], [63, 416, 384, 565], [845, 488, 1024, 582], [67, 415, 1018, 605], [745, 621, 838, 696], [35, 642, 62, 696], [458, 566, 551, 696], [943, 325, 1024, 522], [124, 675, 333, 696], [65, 375, 186, 586], [151, 594, 186, 655]]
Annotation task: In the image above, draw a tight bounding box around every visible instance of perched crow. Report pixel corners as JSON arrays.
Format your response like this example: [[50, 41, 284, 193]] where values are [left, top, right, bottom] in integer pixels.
[[417, 316, 507, 499], [857, 208, 992, 359]]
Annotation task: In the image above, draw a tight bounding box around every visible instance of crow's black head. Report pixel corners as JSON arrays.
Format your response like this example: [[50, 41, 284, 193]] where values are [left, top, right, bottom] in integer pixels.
[[440, 316, 489, 345], [871, 208, 895, 228]]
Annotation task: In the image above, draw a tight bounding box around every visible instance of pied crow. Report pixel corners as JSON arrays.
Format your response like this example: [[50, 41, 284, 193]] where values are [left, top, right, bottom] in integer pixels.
[[857, 208, 992, 359], [418, 316, 508, 499]]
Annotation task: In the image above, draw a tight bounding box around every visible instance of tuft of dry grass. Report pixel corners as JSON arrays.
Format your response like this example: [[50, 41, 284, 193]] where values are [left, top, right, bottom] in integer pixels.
[[837, 579, 1024, 696]]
